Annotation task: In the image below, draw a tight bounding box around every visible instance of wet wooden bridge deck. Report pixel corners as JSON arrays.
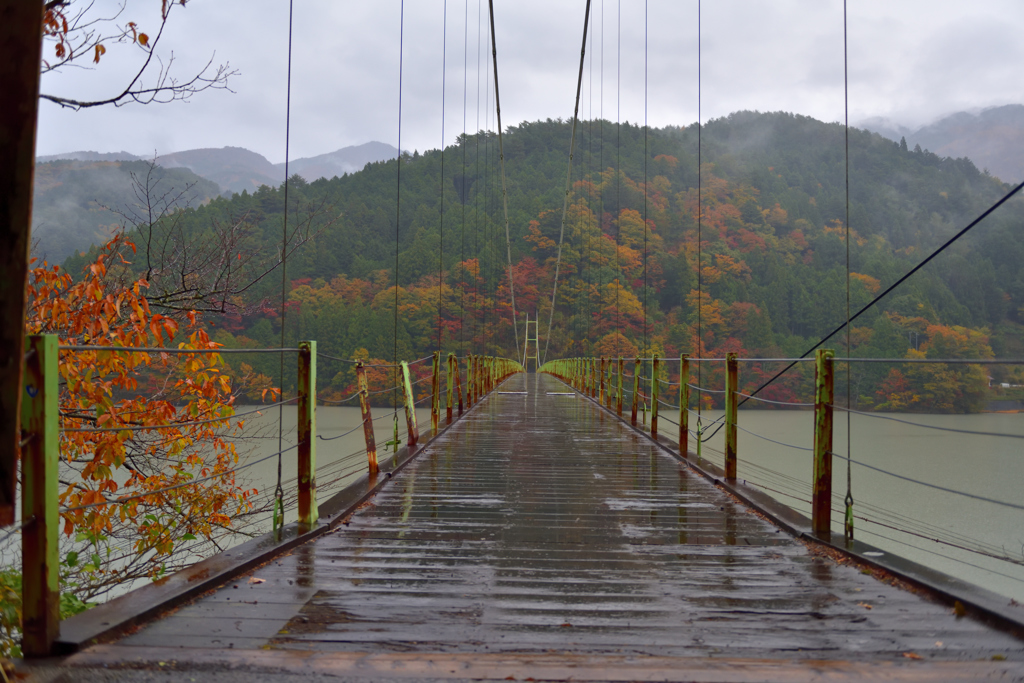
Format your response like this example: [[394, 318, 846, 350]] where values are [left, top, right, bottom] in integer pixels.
[[56, 373, 1024, 681]]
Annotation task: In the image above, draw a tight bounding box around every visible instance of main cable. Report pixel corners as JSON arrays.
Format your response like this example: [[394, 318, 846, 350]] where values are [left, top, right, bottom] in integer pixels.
[[487, 0, 521, 361], [542, 0, 593, 365]]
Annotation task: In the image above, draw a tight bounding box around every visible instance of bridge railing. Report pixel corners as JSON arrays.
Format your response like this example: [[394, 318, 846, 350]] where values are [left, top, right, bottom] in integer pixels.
[[540, 351, 1024, 533], [15, 334, 522, 656]]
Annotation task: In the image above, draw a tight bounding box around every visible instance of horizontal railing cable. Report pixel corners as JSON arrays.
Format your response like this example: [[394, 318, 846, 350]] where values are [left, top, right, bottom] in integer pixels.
[[736, 392, 815, 408], [831, 451, 1024, 511], [60, 445, 300, 513], [734, 423, 813, 452], [60, 398, 297, 433], [833, 405, 1024, 440], [316, 419, 368, 442], [60, 345, 300, 355]]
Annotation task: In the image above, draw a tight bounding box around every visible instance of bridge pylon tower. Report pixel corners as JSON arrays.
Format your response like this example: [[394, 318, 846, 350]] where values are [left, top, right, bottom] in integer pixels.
[[523, 312, 540, 373]]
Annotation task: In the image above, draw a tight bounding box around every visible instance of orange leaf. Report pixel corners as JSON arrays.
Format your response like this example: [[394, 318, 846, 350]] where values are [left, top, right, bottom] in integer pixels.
[[93, 43, 106, 64], [138, 33, 149, 47]]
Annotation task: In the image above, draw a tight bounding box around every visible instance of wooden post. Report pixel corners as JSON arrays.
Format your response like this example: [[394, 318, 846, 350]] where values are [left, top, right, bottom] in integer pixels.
[[651, 357, 660, 438], [446, 353, 455, 424], [631, 357, 640, 426], [356, 362, 378, 476], [617, 357, 624, 416], [725, 352, 738, 481], [430, 352, 440, 436], [813, 349, 835, 537], [401, 361, 419, 448], [1, 2, 45, 529], [21, 334, 59, 657], [680, 356, 690, 456], [297, 341, 318, 528]]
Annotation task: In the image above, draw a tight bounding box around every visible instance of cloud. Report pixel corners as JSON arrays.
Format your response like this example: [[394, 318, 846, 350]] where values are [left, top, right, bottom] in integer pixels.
[[35, 0, 1024, 162]]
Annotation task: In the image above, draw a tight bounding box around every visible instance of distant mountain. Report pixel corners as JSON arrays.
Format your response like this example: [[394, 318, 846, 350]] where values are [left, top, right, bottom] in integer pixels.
[[275, 141, 399, 182], [157, 146, 282, 196], [31, 159, 220, 265], [861, 105, 1024, 183], [37, 150, 141, 163]]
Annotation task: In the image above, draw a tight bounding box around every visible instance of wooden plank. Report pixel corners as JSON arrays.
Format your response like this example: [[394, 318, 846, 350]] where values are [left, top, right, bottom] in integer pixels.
[[58, 645, 1024, 681]]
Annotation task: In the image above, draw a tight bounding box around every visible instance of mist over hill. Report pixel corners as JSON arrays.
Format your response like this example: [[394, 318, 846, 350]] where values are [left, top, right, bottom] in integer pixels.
[[861, 104, 1024, 183]]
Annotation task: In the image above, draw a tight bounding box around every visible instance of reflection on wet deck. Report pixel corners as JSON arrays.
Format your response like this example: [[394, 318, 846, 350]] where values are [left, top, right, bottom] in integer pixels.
[[120, 373, 1022, 662]]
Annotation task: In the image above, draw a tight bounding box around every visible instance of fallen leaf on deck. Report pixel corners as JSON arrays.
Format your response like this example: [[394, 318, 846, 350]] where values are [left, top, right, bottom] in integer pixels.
[[248, 577, 267, 584], [902, 652, 922, 660]]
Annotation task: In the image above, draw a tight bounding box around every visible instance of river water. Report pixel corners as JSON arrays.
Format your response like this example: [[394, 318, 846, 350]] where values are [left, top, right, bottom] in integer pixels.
[[234, 403, 1024, 604]]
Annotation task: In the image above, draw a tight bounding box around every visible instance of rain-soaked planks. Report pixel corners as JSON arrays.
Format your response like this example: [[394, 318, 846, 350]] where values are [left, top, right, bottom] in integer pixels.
[[79, 373, 1023, 677]]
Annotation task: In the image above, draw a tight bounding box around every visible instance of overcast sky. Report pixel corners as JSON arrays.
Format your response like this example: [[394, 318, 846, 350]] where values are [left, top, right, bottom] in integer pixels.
[[36, 0, 1024, 163]]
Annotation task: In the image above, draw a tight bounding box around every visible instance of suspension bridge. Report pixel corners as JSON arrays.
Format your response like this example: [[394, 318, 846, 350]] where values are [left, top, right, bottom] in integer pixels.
[[4, 1, 1024, 681]]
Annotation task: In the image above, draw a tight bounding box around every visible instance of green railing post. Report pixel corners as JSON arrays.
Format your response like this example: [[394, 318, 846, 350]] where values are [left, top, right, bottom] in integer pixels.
[[455, 354, 465, 415], [813, 349, 835, 537], [680, 356, 690, 456], [401, 361, 419, 448], [616, 357, 624, 415], [356, 362, 378, 476], [21, 334, 59, 657], [599, 358, 606, 405], [297, 341, 318, 528], [446, 353, 455, 424], [430, 352, 440, 436], [631, 357, 640, 426], [725, 352, 738, 481], [651, 357, 660, 438]]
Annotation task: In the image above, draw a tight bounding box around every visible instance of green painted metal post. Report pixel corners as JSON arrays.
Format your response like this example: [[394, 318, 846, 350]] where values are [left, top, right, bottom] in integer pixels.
[[599, 358, 606, 405], [21, 334, 59, 657], [651, 357, 660, 438], [297, 341, 318, 528], [680, 356, 690, 456], [446, 353, 455, 424], [725, 352, 738, 481], [455, 354, 464, 416], [430, 352, 440, 436], [617, 357, 624, 415], [631, 357, 640, 426], [401, 361, 419, 448], [356, 362, 378, 476], [813, 349, 835, 537]]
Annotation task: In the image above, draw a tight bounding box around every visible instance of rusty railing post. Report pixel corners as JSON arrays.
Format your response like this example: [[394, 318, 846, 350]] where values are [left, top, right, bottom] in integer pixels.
[[680, 356, 690, 456], [430, 351, 440, 436], [631, 357, 640, 426], [401, 361, 419, 448], [297, 341, 318, 527], [446, 353, 455, 424], [455, 354, 465, 415], [356, 362, 378, 476], [599, 358, 606, 405], [616, 357, 624, 415], [466, 354, 475, 407], [651, 357, 660, 438], [725, 352, 738, 480], [813, 349, 835, 537], [21, 334, 59, 657]]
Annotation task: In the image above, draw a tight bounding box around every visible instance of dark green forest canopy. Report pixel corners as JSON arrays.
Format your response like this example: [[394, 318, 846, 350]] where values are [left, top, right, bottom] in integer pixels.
[[63, 111, 1024, 410]]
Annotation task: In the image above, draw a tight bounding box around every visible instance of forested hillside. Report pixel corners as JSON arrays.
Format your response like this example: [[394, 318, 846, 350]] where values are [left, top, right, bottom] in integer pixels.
[[63, 111, 1024, 411]]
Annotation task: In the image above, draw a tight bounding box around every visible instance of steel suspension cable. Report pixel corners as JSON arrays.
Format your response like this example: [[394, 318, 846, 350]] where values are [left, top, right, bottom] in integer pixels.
[[274, 0, 295, 536], [460, 0, 469, 353], [393, 0, 405, 439], [486, 0, 521, 361], [542, 0, 593, 365], [842, 0, 854, 541], [438, 0, 448, 358]]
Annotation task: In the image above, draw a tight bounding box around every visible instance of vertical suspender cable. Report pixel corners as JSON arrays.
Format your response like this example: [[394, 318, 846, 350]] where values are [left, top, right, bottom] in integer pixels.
[[274, 0, 295, 536], [843, 0, 854, 541], [394, 0, 405, 432], [473, 0, 482, 353], [615, 0, 621, 347], [696, 0, 702, 422], [542, 0, 593, 365], [439, 0, 448, 357], [643, 0, 648, 362], [460, 0, 469, 352], [486, 0, 521, 361]]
